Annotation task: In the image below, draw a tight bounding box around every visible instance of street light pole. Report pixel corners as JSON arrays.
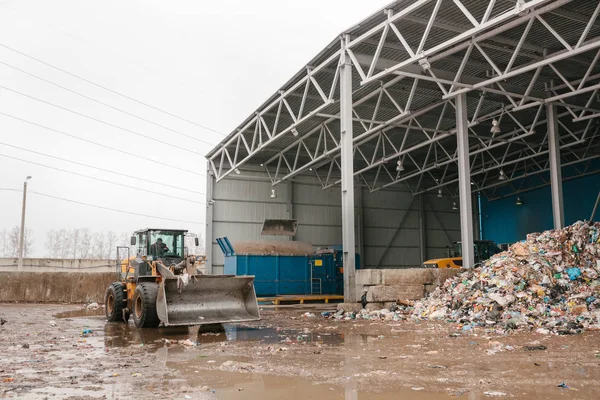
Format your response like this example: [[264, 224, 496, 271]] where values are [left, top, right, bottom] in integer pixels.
[[17, 176, 32, 271]]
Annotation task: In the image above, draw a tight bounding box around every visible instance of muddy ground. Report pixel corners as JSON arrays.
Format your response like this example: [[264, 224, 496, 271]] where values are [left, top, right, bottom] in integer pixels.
[[1, 303, 599, 399]]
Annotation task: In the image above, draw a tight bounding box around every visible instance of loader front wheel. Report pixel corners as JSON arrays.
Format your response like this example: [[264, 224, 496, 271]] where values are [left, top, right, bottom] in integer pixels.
[[105, 282, 128, 323], [132, 282, 160, 328]]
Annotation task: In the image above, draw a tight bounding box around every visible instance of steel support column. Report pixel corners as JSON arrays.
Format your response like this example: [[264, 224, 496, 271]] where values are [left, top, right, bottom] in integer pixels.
[[418, 194, 427, 263], [205, 162, 215, 274], [456, 93, 475, 268], [547, 104, 564, 229], [285, 180, 294, 241], [356, 185, 365, 269], [340, 36, 357, 302]]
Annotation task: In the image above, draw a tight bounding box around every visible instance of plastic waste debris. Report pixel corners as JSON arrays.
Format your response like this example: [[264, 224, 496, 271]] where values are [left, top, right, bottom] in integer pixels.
[[558, 382, 570, 389], [410, 221, 600, 334], [301, 312, 316, 318], [484, 391, 507, 397], [80, 328, 93, 337]]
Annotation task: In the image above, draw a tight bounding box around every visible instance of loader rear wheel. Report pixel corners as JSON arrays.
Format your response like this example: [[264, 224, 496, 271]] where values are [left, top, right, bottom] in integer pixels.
[[105, 282, 128, 323], [132, 282, 160, 328]]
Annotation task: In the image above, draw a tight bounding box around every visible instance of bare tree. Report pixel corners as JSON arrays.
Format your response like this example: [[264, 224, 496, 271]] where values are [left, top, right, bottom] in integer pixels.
[[8, 226, 19, 257], [45, 230, 56, 257], [92, 232, 106, 259], [0, 229, 9, 257], [79, 229, 91, 258], [106, 231, 117, 259], [23, 228, 34, 257], [71, 228, 81, 258], [5, 226, 34, 257], [54, 229, 68, 259]]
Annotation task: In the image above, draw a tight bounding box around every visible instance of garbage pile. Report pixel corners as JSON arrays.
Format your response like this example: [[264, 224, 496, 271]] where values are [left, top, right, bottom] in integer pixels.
[[411, 221, 600, 334]]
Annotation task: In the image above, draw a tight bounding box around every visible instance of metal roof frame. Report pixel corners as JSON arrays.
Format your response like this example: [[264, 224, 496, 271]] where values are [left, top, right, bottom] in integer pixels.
[[207, 0, 600, 200]]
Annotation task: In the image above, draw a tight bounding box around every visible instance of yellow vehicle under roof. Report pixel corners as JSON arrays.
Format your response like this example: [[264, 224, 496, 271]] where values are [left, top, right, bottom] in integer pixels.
[[423, 240, 502, 269]]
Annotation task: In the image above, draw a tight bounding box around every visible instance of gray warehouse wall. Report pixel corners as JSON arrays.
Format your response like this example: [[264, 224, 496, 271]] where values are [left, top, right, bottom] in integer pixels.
[[205, 170, 461, 273]]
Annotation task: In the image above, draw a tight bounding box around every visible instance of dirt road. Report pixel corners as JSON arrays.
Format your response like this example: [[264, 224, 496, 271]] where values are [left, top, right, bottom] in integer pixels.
[[1, 303, 599, 399]]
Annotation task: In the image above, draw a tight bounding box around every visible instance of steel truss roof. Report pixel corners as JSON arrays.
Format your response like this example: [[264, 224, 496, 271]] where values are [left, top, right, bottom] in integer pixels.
[[207, 0, 600, 200]]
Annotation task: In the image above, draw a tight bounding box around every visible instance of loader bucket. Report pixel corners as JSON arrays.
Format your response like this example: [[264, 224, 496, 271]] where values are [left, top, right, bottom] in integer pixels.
[[156, 275, 260, 327], [261, 219, 298, 236]]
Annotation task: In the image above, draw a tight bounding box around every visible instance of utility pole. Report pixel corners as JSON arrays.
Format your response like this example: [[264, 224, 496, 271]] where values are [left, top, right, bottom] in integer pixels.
[[17, 176, 32, 271]]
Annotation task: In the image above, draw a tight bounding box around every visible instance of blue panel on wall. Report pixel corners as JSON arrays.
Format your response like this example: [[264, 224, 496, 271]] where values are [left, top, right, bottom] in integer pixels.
[[482, 173, 600, 244]]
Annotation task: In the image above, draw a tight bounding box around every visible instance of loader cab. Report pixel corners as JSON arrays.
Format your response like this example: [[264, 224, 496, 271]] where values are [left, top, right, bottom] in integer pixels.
[[132, 229, 186, 261]]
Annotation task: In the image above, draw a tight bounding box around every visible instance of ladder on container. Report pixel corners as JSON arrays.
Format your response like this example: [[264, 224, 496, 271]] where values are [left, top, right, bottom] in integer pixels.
[[309, 260, 322, 295], [311, 278, 322, 295]]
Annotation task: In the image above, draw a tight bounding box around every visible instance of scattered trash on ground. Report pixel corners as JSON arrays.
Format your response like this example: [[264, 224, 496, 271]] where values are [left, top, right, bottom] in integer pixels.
[[558, 382, 570, 389], [80, 328, 93, 337], [86, 302, 99, 310], [484, 391, 507, 397], [524, 345, 547, 351], [301, 312, 316, 318]]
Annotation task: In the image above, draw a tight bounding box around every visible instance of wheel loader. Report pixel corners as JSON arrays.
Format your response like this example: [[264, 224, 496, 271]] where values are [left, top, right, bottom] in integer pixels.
[[105, 228, 260, 328]]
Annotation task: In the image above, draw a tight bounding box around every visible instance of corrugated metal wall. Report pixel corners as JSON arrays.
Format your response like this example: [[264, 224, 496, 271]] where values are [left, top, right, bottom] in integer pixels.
[[482, 173, 600, 244], [206, 171, 461, 273]]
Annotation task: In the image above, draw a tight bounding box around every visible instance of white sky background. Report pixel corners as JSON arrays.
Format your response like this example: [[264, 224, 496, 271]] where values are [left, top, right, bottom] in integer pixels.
[[0, 0, 389, 257]]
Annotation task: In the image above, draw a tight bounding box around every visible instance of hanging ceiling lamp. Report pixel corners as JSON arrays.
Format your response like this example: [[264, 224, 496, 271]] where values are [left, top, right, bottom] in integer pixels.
[[437, 189, 443, 198], [490, 118, 501, 133], [516, 196, 523, 205], [498, 169, 506, 181], [452, 201, 458, 210], [396, 159, 404, 172]]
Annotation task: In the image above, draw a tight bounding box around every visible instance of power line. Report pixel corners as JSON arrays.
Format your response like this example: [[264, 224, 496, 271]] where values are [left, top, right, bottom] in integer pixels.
[[0, 60, 220, 147], [0, 142, 204, 195], [0, 153, 204, 204], [0, 43, 227, 137], [0, 85, 204, 155], [0, 111, 204, 176], [0, 188, 206, 225]]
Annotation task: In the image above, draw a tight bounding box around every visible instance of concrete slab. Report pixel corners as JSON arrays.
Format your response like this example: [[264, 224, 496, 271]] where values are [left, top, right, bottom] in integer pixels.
[[356, 269, 382, 286], [366, 284, 425, 302]]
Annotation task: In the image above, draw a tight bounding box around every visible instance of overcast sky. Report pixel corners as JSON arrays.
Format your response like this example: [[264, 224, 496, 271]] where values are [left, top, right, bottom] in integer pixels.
[[0, 0, 390, 257]]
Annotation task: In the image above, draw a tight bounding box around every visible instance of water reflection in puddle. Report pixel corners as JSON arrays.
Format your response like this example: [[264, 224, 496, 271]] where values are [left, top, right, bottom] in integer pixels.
[[100, 322, 345, 350]]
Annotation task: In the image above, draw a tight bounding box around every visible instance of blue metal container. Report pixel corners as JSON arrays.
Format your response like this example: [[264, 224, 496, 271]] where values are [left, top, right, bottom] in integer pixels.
[[311, 248, 360, 295], [217, 238, 360, 297], [217, 238, 310, 296]]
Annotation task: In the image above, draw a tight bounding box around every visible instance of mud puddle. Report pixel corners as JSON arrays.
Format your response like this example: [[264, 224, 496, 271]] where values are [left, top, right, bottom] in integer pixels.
[[99, 322, 345, 350], [162, 367, 471, 399], [55, 307, 105, 318]]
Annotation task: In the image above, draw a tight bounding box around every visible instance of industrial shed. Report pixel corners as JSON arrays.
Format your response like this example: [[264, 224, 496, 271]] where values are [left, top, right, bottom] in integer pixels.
[[205, 0, 600, 301]]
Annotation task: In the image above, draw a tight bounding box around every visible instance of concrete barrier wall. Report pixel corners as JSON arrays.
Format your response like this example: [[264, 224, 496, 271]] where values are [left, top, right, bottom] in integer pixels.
[[0, 272, 118, 303], [356, 268, 463, 301], [0, 258, 115, 273]]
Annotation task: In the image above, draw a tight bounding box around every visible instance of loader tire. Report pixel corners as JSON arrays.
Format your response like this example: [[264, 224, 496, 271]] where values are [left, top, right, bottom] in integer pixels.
[[132, 282, 160, 328], [105, 282, 128, 323]]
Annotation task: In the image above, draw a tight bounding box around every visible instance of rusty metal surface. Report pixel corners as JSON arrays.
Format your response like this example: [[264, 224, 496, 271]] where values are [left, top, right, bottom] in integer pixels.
[[156, 275, 260, 326]]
